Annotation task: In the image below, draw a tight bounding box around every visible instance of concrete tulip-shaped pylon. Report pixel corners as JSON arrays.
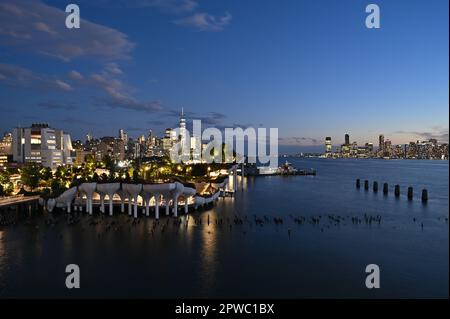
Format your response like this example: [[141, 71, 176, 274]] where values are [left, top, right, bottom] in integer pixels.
[[96, 183, 121, 216], [46, 198, 56, 213], [122, 183, 142, 218], [183, 185, 196, 214], [55, 186, 77, 213], [78, 183, 97, 215]]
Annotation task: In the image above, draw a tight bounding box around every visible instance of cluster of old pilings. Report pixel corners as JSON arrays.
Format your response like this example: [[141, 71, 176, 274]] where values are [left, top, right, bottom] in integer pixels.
[[355, 179, 428, 202]]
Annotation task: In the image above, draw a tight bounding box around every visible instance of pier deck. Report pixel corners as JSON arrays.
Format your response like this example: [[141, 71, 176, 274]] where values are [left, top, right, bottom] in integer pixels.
[[0, 195, 40, 208]]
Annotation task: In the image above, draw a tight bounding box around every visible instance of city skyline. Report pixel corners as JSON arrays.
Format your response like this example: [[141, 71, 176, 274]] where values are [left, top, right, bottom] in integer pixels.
[[0, 0, 449, 151]]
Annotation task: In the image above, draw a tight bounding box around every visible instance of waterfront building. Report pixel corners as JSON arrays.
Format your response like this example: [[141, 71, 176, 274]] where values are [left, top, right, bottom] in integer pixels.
[[379, 134, 384, 152], [12, 124, 73, 169], [365, 142, 374, 153], [384, 140, 392, 152], [0, 133, 12, 155], [344, 133, 350, 146], [0, 133, 13, 168], [341, 144, 350, 157], [325, 137, 332, 156], [320, 133, 447, 160]]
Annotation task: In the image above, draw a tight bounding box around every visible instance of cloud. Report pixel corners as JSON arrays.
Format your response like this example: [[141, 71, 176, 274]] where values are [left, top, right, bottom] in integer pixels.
[[38, 101, 77, 110], [68, 70, 83, 80], [96, 95, 163, 113], [0, 63, 73, 92], [54, 79, 73, 91], [0, 2, 26, 16], [60, 116, 95, 126], [197, 112, 227, 125], [394, 128, 449, 143], [174, 11, 232, 31], [78, 67, 162, 113], [163, 109, 226, 124], [278, 137, 320, 146], [87, 71, 161, 112], [33, 22, 56, 36], [0, 0, 134, 62], [80, 0, 198, 14], [105, 63, 123, 75], [150, 0, 199, 13], [0, 63, 35, 87]]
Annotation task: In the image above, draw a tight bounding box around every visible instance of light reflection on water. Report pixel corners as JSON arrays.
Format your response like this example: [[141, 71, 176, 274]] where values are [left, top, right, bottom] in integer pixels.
[[0, 159, 448, 298]]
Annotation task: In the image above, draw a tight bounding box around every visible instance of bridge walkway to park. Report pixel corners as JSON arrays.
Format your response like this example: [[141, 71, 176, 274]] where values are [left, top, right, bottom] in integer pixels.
[[0, 195, 40, 213]]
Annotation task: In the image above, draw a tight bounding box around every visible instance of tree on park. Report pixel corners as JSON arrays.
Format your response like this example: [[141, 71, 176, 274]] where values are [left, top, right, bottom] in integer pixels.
[[102, 154, 115, 171], [0, 169, 10, 185], [132, 169, 140, 183], [51, 178, 62, 194], [20, 163, 41, 191], [39, 167, 53, 181], [84, 154, 95, 164]]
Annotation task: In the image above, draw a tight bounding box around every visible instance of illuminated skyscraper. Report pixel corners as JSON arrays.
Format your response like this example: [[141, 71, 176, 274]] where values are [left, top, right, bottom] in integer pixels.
[[118, 129, 128, 143], [325, 137, 332, 155], [379, 134, 384, 151], [179, 107, 186, 141]]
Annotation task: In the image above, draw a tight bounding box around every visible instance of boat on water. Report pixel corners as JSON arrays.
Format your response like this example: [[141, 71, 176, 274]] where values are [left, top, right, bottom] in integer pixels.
[[252, 161, 316, 176], [279, 160, 298, 175], [257, 166, 279, 175]]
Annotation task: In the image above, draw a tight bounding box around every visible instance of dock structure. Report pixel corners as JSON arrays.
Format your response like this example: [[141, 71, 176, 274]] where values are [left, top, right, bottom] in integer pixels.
[[0, 195, 40, 214]]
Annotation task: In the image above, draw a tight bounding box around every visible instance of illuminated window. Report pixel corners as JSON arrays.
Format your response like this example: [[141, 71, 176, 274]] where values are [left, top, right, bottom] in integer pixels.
[[30, 138, 41, 144]]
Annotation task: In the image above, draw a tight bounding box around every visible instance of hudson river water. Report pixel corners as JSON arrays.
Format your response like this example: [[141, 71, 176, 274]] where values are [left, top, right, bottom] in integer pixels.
[[0, 159, 448, 298]]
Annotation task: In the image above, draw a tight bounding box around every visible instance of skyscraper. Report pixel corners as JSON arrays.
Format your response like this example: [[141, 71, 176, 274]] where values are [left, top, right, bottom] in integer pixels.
[[325, 137, 332, 155], [344, 134, 350, 146], [118, 129, 128, 143], [178, 107, 188, 155], [179, 107, 186, 140], [379, 134, 384, 151], [163, 128, 174, 151]]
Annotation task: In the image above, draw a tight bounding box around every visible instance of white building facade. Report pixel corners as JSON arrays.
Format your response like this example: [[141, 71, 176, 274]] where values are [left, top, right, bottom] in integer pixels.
[[12, 124, 74, 169]]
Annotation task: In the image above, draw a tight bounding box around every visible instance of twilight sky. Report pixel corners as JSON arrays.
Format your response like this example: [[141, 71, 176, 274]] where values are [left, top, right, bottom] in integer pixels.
[[0, 0, 448, 153]]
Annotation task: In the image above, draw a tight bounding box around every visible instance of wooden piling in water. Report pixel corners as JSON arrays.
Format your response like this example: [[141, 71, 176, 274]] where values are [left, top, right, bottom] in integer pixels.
[[356, 179, 360, 188], [383, 183, 388, 194], [394, 185, 400, 197], [421, 189, 428, 202], [364, 180, 369, 190], [373, 181, 378, 192], [407, 186, 413, 200]]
